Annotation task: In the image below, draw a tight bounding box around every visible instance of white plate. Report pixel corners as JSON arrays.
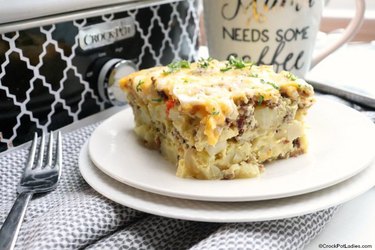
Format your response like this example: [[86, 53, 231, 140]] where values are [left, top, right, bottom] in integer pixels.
[[88, 97, 375, 201], [80, 142, 375, 222]]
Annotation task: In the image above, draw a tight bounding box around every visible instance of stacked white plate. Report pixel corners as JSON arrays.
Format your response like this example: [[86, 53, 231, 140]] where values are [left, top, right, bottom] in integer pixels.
[[79, 97, 375, 222]]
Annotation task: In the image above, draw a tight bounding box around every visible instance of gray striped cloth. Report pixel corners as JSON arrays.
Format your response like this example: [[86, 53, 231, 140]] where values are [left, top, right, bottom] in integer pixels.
[[0, 96, 372, 250]]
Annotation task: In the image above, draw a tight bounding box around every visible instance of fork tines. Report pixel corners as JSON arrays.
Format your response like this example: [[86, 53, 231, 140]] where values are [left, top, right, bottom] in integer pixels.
[[26, 131, 62, 170]]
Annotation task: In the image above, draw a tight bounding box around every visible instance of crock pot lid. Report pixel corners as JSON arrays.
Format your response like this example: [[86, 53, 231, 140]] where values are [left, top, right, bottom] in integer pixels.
[[0, 0, 140, 25]]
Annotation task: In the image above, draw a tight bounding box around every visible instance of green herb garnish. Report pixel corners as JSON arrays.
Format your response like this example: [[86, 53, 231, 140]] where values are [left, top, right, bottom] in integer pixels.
[[266, 81, 279, 89], [249, 73, 259, 78], [220, 66, 232, 72], [198, 57, 213, 69], [136, 80, 144, 92], [211, 109, 220, 116], [260, 79, 279, 90], [182, 77, 192, 84], [179, 60, 190, 68], [220, 56, 252, 72], [257, 95, 264, 106], [163, 60, 191, 75], [285, 72, 297, 81], [151, 98, 163, 102], [228, 56, 247, 69]]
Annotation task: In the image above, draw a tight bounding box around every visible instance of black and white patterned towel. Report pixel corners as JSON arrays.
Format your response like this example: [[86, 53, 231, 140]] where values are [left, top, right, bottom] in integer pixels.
[[0, 96, 373, 250]]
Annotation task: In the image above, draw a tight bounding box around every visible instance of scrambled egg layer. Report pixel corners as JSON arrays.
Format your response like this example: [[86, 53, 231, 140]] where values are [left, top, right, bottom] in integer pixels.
[[120, 58, 314, 180]]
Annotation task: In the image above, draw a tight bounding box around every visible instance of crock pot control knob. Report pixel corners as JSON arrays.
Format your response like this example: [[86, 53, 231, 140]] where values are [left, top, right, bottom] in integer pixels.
[[97, 59, 137, 106]]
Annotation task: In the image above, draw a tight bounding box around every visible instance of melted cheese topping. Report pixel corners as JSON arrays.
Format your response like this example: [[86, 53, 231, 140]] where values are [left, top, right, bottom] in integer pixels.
[[120, 59, 314, 146]]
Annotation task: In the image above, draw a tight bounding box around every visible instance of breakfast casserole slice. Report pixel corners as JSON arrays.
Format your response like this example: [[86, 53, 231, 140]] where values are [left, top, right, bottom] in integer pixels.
[[120, 57, 315, 180]]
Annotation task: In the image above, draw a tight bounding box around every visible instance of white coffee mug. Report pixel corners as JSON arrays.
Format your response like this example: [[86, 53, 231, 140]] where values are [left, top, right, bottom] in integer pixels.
[[203, 0, 365, 77]]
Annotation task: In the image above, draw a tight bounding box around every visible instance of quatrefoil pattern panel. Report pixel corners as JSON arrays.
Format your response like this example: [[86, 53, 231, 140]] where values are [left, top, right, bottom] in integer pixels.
[[0, 0, 200, 152]]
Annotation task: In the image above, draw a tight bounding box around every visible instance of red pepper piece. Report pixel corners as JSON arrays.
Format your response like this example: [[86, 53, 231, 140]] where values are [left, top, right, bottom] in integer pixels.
[[166, 99, 175, 117]]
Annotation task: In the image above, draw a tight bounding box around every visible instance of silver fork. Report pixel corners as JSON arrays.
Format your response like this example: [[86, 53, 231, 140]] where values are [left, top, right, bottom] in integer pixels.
[[0, 131, 62, 250]]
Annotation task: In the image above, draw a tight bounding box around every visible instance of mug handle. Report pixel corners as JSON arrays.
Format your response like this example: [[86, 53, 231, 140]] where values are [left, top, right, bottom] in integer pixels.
[[311, 0, 366, 68]]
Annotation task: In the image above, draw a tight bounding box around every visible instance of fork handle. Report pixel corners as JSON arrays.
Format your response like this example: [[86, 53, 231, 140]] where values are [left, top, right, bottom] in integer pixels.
[[0, 192, 33, 250]]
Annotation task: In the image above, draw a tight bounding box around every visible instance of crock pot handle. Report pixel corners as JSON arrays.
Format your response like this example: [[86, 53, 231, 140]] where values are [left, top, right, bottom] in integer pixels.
[[311, 0, 365, 68]]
